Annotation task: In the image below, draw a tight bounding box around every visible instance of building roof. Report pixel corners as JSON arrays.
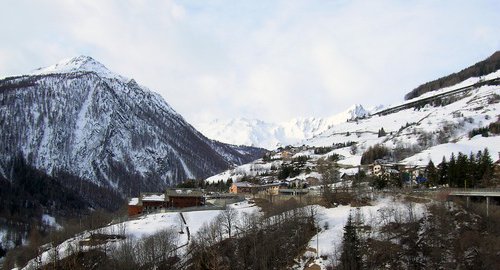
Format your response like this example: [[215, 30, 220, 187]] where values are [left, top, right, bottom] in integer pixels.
[[260, 182, 282, 188], [128, 197, 140, 206], [166, 188, 204, 197], [128, 193, 166, 206], [233, 181, 255, 187], [142, 194, 166, 201]]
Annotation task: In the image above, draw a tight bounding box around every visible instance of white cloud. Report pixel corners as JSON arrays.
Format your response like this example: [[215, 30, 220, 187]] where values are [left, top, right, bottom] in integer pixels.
[[0, 0, 499, 126]]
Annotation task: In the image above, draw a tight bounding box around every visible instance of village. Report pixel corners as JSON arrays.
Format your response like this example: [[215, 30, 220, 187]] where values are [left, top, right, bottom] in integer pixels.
[[126, 145, 500, 218]]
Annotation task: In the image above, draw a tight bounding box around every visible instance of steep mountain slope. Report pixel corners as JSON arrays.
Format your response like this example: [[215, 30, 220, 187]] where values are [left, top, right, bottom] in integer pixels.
[[196, 104, 373, 149], [405, 50, 500, 100], [0, 56, 265, 194]]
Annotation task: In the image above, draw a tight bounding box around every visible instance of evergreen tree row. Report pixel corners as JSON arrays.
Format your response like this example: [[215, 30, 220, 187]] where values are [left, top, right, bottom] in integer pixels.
[[425, 148, 495, 188]]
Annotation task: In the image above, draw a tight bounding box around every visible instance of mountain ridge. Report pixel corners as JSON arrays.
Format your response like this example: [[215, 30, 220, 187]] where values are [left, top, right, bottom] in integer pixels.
[[196, 103, 375, 149]]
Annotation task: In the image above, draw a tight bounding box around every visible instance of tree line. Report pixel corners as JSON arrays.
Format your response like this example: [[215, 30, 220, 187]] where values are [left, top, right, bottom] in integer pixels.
[[425, 148, 495, 188]]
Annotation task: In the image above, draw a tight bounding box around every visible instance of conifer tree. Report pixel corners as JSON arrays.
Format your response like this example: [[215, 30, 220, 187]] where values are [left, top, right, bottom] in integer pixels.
[[339, 213, 362, 270], [479, 148, 494, 186], [448, 153, 457, 187], [377, 127, 387, 137], [437, 157, 448, 186], [467, 152, 477, 187], [425, 160, 438, 187], [456, 153, 468, 187]]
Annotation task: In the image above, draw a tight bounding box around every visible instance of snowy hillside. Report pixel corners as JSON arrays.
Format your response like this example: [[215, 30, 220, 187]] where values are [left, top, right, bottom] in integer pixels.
[[197, 104, 373, 149], [204, 72, 500, 185], [20, 200, 259, 270], [305, 72, 500, 167], [0, 56, 265, 194]]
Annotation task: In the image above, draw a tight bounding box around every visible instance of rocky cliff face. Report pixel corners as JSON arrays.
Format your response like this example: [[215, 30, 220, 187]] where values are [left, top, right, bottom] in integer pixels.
[[0, 56, 265, 194]]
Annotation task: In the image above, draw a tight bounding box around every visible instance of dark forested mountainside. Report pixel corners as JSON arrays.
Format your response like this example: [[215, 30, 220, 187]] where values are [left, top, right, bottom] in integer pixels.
[[405, 51, 500, 100], [0, 56, 266, 198], [0, 155, 123, 224]]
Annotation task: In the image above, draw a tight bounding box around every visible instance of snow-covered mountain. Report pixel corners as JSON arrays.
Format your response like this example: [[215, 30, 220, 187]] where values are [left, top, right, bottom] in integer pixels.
[[0, 56, 265, 194], [196, 104, 374, 149]]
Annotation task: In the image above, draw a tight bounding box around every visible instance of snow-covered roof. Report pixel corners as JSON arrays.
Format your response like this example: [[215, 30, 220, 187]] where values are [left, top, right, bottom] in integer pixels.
[[166, 188, 204, 197], [142, 194, 165, 201], [339, 168, 359, 176], [260, 182, 283, 187], [128, 198, 140, 206], [234, 181, 255, 187]]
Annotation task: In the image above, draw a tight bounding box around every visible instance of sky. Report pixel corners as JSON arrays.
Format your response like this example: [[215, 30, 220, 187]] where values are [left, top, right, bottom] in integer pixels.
[[1, 0, 499, 127]]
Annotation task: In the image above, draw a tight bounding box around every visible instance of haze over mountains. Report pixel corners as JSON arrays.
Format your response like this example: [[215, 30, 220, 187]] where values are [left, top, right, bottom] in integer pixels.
[[196, 104, 376, 149]]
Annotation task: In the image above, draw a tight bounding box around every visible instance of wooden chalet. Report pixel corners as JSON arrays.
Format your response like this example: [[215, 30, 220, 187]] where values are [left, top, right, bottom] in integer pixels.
[[166, 188, 205, 208]]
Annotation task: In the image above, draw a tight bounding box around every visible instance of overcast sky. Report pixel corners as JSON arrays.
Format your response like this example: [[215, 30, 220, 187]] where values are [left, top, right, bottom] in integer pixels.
[[1, 0, 499, 127]]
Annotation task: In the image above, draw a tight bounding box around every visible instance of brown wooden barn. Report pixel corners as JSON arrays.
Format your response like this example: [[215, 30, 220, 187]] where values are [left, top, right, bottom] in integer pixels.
[[166, 188, 205, 208]]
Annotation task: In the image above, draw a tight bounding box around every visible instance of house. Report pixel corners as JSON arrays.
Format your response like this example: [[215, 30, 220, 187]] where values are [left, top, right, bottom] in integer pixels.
[[229, 181, 287, 195], [372, 164, 383, 177], [260, 182, 282, 195], [229, 181, 256, 194], [128, 197, 143, 216], [166, 188, 205, 208], [399, 165, 425, 183], [288, 178, 308, 189], [127, 193, 167, 216], [306, 176, 321, 186]]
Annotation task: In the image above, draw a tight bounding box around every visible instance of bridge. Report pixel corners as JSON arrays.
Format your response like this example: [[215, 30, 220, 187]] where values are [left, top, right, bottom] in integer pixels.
[[447, 188, 500, 217]]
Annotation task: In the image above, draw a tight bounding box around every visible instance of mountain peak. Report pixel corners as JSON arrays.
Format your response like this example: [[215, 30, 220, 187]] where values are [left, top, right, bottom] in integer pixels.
[[31, 55, 126, 81], [344, 104, 369, 120]]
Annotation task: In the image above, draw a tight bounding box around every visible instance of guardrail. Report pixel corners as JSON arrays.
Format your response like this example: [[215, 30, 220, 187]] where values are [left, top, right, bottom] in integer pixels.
[[447, 188, 500, 197]]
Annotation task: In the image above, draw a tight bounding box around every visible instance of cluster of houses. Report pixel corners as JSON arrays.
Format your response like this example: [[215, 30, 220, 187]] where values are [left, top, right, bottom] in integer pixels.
[[127, 153, 500, 218], [369, 160, 429, 184], [128, 180, 317, 217]]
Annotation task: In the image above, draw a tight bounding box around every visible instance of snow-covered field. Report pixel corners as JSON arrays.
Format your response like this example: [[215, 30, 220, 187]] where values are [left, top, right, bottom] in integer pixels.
[[20, 201, 258, 270]]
